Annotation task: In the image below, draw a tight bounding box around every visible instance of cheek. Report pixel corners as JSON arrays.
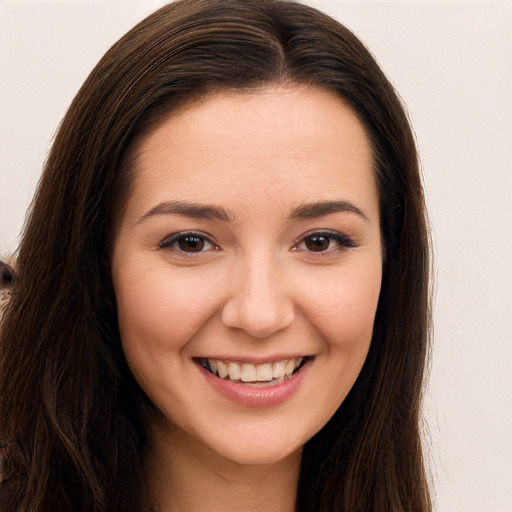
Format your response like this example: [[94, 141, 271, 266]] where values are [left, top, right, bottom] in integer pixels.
[[299, 259, 382, 348], [114, 262, 224, 367]]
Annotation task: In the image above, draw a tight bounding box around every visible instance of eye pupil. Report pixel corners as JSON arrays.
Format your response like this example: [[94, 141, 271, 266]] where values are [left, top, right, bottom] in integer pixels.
[[178, 236, 205, 252], [305, 236, 329, 252]]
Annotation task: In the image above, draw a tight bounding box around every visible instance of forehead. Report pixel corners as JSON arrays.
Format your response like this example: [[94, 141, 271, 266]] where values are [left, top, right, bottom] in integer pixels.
[[124, 85, 377, 222]]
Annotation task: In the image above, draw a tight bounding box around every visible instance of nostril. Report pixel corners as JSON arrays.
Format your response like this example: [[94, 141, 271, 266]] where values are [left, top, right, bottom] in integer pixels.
[[221, 297, 295, 339]]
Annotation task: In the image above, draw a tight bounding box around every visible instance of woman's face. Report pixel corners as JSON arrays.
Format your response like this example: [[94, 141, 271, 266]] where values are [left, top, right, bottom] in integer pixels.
[[111, 86, 382, 467]]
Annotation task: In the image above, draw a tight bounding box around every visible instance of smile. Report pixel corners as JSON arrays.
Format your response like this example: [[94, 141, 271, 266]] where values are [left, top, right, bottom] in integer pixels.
[[196, 357, 311, 387]]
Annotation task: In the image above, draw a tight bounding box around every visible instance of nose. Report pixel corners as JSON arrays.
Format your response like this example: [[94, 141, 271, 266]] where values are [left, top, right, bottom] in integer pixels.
[[221, 256, 295, 339]]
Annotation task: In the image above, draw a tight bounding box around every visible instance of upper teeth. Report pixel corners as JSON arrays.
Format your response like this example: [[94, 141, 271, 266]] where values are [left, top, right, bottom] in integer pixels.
[[202, 358, 305, 383]]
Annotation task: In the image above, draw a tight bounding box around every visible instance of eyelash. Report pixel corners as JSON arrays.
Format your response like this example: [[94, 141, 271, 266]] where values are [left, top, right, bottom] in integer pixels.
[[159, 231, 218, 254], [293, 230, 355, 253], [159, 230, 355, 255]]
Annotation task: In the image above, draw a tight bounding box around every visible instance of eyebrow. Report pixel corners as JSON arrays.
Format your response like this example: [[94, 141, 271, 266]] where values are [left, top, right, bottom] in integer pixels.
[[290, 200, 370, 222], [139, 200, 234, 222], [139, 199, 369, 224]]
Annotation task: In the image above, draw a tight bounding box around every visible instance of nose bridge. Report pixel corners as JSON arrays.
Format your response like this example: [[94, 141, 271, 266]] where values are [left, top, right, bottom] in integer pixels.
[[221, 250, 295, 338]]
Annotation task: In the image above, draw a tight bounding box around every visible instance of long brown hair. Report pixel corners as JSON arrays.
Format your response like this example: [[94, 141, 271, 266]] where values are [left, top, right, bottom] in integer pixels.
[[0, 1, 431, 510]]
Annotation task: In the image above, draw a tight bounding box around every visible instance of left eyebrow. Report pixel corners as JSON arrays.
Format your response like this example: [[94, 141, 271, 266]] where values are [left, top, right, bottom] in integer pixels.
[[290, 200, 370, 222]]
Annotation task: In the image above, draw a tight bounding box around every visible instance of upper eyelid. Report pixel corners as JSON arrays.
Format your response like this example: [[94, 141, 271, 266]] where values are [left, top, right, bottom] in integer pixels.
[[295, 229, 355, 246], [159, 230, 217, 248]]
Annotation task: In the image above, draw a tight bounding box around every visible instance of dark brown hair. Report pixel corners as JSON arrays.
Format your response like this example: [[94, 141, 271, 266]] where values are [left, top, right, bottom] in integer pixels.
[[0, 1, 431, 510]]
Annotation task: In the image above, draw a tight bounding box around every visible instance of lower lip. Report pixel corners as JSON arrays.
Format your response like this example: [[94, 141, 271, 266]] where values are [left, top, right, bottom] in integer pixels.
[[197, 360, 312, 408]]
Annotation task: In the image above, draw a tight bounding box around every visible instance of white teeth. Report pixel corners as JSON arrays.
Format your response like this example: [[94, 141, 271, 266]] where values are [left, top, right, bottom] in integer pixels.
[[272, 361, 285, 379], [284, 359, 295, 377], [201, 357, 308, 384], [256, 363, 273, 381], [240, 363, 257, 382], [217, 360, 228, 378], [228, 361, 241, 380]]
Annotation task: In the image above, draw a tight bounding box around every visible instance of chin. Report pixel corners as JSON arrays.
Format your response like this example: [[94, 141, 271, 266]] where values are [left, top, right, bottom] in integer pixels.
[[200, 426, 306, 468], [217, 443, 303, 468]]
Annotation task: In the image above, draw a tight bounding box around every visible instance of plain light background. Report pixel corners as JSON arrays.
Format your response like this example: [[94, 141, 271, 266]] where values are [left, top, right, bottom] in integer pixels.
[[1, 1, 511, 510]]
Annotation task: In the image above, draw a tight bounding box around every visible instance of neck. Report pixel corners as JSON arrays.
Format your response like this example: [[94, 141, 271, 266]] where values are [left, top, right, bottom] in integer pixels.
[[144, 418, 302, 512]]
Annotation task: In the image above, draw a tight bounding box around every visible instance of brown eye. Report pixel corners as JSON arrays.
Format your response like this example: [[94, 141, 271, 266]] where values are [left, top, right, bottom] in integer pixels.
[[178, 236, 206, 252], [304, 235, 330, 252], [159, 233, 216, 253], [295, 231, 355, 254]]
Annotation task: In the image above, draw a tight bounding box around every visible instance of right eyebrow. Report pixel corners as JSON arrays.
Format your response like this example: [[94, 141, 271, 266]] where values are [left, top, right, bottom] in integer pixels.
[[138, 200, 234, 223]]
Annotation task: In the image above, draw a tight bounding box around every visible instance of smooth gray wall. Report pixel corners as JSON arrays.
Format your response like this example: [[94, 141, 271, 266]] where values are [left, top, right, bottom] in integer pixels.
[[1, 1, 511, 510]]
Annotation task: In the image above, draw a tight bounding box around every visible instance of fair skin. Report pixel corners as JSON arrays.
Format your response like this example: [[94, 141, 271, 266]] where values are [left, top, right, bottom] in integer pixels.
[[111, 85, 382, 512]]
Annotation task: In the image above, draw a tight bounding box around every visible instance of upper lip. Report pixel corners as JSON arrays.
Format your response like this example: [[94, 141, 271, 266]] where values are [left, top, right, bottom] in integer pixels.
[[194, 355, 314, 364]]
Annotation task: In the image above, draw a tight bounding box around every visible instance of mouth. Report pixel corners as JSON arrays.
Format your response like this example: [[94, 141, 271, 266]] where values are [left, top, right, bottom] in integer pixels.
[[195, 356, 312, 387]]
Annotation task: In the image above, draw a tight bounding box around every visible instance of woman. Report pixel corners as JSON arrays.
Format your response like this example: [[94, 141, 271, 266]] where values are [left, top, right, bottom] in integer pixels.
[[0, 1, 431, 510]]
